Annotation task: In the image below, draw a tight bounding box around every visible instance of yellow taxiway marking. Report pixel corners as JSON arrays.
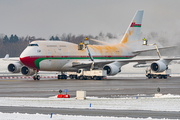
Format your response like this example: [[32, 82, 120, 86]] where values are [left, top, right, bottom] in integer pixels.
[[0, 79, 24, 82]]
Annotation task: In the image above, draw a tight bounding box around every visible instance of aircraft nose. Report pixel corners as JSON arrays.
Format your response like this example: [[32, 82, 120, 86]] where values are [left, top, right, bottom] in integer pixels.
[[20, 56, 38, 69], [20, 48, 38, 69]]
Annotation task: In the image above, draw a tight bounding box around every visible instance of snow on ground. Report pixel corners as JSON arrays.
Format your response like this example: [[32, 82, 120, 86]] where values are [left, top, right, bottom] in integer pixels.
[[0, 112, 177, 120], [1, 94, 180, 112]]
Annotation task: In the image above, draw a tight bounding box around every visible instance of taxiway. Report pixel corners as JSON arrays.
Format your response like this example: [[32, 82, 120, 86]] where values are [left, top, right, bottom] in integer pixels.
[[0, 77, 180, 119], [0, 77, 180, 98]]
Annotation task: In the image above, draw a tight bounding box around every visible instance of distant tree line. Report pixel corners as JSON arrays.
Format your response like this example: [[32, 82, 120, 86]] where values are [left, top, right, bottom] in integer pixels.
[[49, 32, 117, 45], [3, 34, 19, 43], [49, 34, 94, 44], [0, 34, 45, 57]]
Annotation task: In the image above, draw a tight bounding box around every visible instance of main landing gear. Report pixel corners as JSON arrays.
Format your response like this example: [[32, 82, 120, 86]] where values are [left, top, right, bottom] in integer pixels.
[[33, 70, 40, 80], [57, 72, 67, 80]]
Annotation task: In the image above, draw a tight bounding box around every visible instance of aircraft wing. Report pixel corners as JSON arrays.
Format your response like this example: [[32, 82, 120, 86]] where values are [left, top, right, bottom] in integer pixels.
[[162, 57, 180, 60], [72, 58, 160, 68], [72, 57, 180, 68], [123, 57, 180, 62], [132, 46, 176, 54], [0, 71, 12, 74]]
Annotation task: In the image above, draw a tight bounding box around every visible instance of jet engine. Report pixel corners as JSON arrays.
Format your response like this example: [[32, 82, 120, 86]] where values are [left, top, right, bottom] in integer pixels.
[[103, 62, 122, 75], [21, 66, 35, 76], [8, 62, 22, 73], [150, 60, 167, 72]]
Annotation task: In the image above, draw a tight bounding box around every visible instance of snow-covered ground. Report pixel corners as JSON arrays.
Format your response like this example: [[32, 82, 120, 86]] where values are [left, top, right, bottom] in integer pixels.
[[1, 94, 180, 112], [1, 94, 180, 120], [0, 112, 175, 120]]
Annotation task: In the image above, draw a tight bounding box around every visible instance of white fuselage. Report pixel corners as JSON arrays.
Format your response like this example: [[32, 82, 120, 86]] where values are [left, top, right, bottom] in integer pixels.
[[20, 41, 135, 72]]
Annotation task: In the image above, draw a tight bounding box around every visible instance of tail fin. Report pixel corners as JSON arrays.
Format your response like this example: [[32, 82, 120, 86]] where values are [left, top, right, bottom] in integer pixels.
[[4, 54, 9, 59], [120, 10, 144, 44]]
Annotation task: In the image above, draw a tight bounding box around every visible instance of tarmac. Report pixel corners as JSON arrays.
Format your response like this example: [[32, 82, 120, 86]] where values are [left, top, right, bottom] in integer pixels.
[[0, 77, 180, 119], [1, 106, 180, 119], [0, 77, 180, 98]]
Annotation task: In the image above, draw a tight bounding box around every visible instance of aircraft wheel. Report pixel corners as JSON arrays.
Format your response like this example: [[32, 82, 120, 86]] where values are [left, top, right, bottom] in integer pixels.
[[64, 75, 67, 79], [70, 75, 73, 79], [72, 75, 76, 79], [87, 76, 92, 80], [147, 74, 152, 79], [37, 75, 40, 80], [163, 76, 167, 79], [79, 76, 83, 80], [33, 75, 40, 80], [57, 75, 60, 79], [33, 76, 36, 80], [159, 76, 162, 79], [60, 75, 63, 79]]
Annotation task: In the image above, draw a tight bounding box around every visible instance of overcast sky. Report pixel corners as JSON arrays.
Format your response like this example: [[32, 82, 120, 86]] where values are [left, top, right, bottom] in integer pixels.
[[0, 0, 180, 39]]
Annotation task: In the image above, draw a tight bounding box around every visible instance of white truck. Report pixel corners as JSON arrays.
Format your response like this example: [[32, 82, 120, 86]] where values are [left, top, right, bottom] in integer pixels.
[[146, 68, 171, 79], [68, 69, 107, 80]]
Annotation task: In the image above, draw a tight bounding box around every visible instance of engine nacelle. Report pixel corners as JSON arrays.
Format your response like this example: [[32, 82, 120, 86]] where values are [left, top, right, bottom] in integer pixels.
[[150, 60, 167, 72], [21, 66, 35, 76], [103, 62, 121, 75], [8, 62, 22, 73]]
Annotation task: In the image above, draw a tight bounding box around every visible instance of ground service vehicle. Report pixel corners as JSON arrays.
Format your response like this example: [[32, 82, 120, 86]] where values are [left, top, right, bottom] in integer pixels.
[[68, 69, 107, 80], [146, 68, 171, 79]]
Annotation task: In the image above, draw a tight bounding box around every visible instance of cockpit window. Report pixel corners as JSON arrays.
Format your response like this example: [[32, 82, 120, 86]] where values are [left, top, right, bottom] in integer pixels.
[[28, 44, 38, 46]]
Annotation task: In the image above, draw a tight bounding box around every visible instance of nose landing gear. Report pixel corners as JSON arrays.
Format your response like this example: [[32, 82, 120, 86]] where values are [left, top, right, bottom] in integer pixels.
[[33, 75, 40, 80], [33, 69, 40, 80]]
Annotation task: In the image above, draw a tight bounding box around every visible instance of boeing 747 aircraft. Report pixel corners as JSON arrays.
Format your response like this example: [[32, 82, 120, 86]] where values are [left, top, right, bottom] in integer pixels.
[[6, 10, 180, 80]]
